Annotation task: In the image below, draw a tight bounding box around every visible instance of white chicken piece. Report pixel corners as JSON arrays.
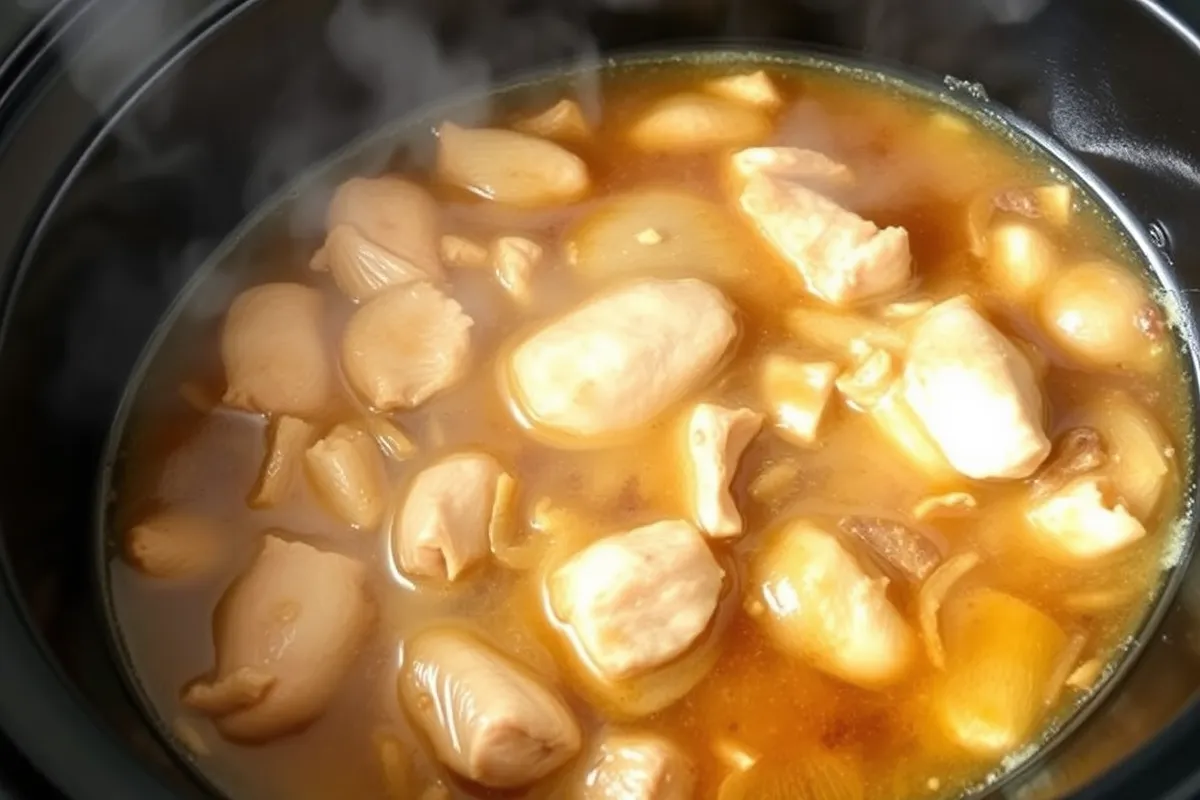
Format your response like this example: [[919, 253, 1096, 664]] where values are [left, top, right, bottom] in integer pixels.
[[550, 520, 724, 681], [579, 732, 696, 800], [313, 176, 443, 282], [221, 283, 333, 417], [183, 535, 375, 741], [393, 452, 509, 581], [750, 521, 915, 688], [685, 403, 764, 538], [304, 423, 388, 530], [704, 71, 783, 111], [507, 278, 737, 443], [342, 282, 473, 411], [903, 296, 1051, 480], [1026, 476, 1146, 561], [759, 355, 839, 446], [730, 147, 854, 188], [400, 628, 581, 788], [437, 122, 590, 207], [491, 236, 543, 305], [738, 172, 911, 305]]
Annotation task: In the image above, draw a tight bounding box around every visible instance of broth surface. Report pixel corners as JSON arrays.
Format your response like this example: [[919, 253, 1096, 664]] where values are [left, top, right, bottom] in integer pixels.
[[106, 54, 1193, 800]]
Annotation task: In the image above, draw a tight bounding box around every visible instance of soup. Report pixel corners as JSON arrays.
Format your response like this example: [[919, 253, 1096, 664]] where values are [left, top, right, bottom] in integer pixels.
[[105, 54, 1193, 800]]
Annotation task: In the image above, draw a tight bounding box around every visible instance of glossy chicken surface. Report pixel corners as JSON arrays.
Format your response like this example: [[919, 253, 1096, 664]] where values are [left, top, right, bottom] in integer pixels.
[[108, 58, 1192, 800]]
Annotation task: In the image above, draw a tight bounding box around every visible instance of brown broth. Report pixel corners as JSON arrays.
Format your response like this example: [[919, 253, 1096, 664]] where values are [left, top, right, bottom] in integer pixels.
[[104, 54, 1194, 800]]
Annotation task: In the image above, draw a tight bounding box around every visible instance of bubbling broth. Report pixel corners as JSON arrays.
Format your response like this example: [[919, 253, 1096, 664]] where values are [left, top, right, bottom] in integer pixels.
[[105, 54, 1193, 800]]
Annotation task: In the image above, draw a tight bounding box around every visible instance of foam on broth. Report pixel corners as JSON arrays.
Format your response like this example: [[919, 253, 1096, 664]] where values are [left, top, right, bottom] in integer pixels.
[[102, 53, 1195, 800]]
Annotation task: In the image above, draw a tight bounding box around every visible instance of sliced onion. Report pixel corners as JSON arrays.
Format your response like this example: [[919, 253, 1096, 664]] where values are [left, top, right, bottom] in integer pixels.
[[936, 588, 1069, 756], [918, 552, 981, 669], [322, 224, 430, 302]]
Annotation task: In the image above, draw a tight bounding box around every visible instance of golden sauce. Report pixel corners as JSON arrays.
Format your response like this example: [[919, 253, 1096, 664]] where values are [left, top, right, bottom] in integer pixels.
[[106, 55, 1193, 800]]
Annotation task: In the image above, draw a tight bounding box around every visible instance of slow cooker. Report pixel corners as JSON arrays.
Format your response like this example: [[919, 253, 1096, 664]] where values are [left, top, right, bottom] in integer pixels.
[[3, 0, 1200, 797]]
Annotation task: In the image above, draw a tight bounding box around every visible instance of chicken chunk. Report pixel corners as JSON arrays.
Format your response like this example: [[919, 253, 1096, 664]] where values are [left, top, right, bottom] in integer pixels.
[[730, 147, 854, 188], [507, 279, 737, 443], [750, 521, 915, 688], [305, 423, 388, 530], [400, 628, 581, 788], [759, 355, 839, 446], [903, 296, 1050, 480], [342, 283, 473, 411], [437, 122, 590, 207], [685, 404, 764, 538], [221, 283, 333, 417], [1026, 476, 1146, 561], [738, 172, 911, 305], [313, 176, 443, 282], [124, 512, 225, 580], [629, 93, 770, 153], [580, 732, 696, 800], [550, 520, 724, 681], [183, 535, 374, 741], [393, 452, 509, 581]]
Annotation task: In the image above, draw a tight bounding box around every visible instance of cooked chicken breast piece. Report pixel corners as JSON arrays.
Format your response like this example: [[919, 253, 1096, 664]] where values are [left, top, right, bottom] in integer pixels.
[[221, 283, 333, 417], [685, 403, 764, 538], [738, 171, 910, 305], [313, 176, 442, 282], [183, 535, 374, 741], [124, 512, 225, 580], [751, 521, 915, 688], [342, 282, 473, 411], [393, 452, 509, 581], [508, 278, 737, 443], [579, 731, 696, 800], [305, 423, 388, 530], [437, 122, 590, 207], [730, 147, 854, 188], [1026, 476, 1146, 561], [400, 628, 581, 788], [550, 520, 724, 681], [903, 296, 1051, 480], [759, 355, 839, 446]]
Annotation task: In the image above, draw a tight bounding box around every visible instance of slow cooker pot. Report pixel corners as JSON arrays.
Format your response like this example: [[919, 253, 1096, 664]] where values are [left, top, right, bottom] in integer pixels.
[[3, 0, 1200, 797]]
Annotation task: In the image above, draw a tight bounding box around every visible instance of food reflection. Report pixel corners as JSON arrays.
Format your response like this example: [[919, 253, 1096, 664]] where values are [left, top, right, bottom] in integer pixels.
[[109, 58, 1191, 800]]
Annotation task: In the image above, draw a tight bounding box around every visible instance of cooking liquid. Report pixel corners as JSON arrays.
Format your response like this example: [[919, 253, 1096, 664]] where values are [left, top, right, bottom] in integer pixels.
[[104, 54, 1194, 800]]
